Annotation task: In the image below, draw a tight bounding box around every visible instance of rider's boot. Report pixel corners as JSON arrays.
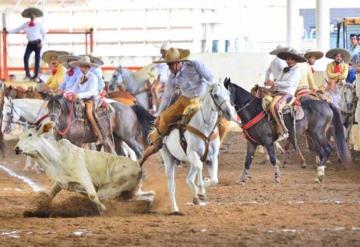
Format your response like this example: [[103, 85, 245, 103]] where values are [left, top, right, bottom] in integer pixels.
[[139, 128, 163, 166], [274, 111, 289, 142]]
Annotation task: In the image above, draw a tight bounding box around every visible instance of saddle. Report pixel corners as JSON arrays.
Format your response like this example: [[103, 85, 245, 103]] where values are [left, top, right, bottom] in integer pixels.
[[72, 99, 113, 125], [167, 103, 218, 163]]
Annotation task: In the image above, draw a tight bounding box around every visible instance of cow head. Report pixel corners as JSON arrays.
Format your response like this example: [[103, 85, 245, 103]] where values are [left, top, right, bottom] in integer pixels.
[[14, 122, 54, 156]]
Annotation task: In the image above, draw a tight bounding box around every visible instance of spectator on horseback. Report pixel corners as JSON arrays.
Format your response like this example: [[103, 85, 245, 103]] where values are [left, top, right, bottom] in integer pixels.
[[57, 54, 81, 93], [297, 49, 324, 93], [81, 55, 105, 94], [151, 42, 170, 113], [67, 56, 104, 144], [347, 34, 360, 85], [325, 48, 351, 107], [5, 7, 46, 81], [42, 50, 68, 91], [264, 45, 289, 85], [265, 49, 305, 141], [140, 47, 229, 164]]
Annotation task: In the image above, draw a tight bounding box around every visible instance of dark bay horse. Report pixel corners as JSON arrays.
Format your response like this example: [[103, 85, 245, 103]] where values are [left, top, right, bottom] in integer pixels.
[[47, 96, 154, 159], [225, 78, 351, 183]]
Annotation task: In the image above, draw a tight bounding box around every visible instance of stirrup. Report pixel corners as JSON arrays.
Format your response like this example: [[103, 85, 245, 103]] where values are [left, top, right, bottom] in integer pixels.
[[276, 132, 289, 142]]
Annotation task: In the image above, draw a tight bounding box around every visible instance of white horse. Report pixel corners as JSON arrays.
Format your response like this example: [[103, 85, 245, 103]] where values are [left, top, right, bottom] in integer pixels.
[[2, 97, 48, 171], [161, 83, 237, 215], [109, 64, 157, 110]]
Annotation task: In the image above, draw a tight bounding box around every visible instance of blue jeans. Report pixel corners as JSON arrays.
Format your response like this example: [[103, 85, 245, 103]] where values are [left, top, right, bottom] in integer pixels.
[[24, 39, 41, 78]]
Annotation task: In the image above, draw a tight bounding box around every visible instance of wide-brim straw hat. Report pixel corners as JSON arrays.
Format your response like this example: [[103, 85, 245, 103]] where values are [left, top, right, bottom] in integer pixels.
[[277, 49, 307, 63], [153, 47, 190, 63], [269, 45, 290, 55], [69, 55, 99, 68], [325, 48, 351, 63], [80, 55, 104, 66], [304, 49, 324, 60], [21, 7, 43, 18], [58, 55, 81, 67], [42, 50, 69, 64]]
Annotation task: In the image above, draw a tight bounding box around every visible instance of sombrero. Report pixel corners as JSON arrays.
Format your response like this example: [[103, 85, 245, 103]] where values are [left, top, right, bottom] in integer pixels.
[[325, 48, 351, 63], [153, 47, 190, 63], [42, 50, 69, 64], [21, 7, 43, 18], [277, 49, 307, 63], [304, 49, 324, 60], [80, 55, 104, 66], [69, 56, 99, 68], [269, 45, 291, 55], [58, 54, 81, 67]]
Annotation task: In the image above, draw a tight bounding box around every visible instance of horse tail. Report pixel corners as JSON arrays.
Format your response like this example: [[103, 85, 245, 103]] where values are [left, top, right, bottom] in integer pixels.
[[131, 104, 155, 143], [329, 103, 352, 167]]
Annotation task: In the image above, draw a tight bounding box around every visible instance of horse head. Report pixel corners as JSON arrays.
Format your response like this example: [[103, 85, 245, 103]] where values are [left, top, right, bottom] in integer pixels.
[[109, 66, 123, 91], [208, 82, 237, 121], [47, 95, 69, 125], [340, 83, 356, 113]]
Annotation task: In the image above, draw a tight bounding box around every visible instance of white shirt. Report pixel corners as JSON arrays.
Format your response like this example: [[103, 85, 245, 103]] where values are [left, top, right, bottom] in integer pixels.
[[69, 71, 98, 99], [9, 21, 46, 43], [265, 57, 287, 81], [274, 64, 301, 96]]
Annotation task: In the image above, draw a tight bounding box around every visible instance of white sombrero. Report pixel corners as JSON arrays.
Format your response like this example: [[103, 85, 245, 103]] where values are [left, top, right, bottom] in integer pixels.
[[325, 48, 351, 63], [277, 49, 307, 63], [80, 55, 104, 66], [153, 47, 190, 63], [21, 7, 43, 18], [69, 56, 99, 68], [42, 50, 69, 64]]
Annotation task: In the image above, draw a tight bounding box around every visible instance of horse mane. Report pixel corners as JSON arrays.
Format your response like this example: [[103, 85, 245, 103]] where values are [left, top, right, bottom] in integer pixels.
[[48, 95, 70, 114]]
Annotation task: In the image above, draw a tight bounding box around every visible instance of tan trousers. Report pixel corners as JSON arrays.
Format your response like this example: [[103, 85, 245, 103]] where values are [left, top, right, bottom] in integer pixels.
[[269, 94, 289, 135], [85, 100, 102, 140]]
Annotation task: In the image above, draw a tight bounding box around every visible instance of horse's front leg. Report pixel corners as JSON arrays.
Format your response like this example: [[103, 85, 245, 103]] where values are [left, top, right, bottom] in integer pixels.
[[161, 146, 182, 215], [237, 141, 257, 184], [204, 147, 220, 187], [266, 143, 280, 183], [186, 150, 203, 205]]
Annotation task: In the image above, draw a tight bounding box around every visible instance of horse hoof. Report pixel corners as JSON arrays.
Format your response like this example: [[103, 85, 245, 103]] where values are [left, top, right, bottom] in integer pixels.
[[198, 194, 206, 201], [301, 163, 307, 169], [193, 197, 201, 205], [275, 176, 281, 183], [282, 163, 288, 168], [315, 175, 324, 183], [169, 211, 184, 216]]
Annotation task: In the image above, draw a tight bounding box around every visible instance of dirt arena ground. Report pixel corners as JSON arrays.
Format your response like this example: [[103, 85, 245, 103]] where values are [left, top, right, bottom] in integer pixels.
[[0, 132, 359, 246]]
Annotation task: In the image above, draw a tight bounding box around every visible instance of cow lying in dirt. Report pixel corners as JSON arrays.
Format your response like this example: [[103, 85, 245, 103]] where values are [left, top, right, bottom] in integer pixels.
[[14, 122, 154, 214]]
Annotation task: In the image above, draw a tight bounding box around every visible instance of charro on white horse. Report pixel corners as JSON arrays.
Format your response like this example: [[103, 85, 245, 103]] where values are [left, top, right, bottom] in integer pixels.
[[161, 83, 236, 215]]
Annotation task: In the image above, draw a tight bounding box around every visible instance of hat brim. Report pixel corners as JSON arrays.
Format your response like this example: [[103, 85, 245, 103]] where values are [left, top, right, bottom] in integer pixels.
[[42, 50, 69, 64], [80, 55, 104, 66], [277, 51, 307, 63], [269, 47, 290, 55], [325, 48, 351, 63], [153, 49, 190, 64], [304, 51, 324, 60], [21, 7, 43, 18], [58, 55, 80, 66], [69, 61, 99, 68]]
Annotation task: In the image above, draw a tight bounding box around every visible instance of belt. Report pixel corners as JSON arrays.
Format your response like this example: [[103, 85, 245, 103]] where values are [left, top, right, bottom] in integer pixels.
[[28, 39, 41, 44]]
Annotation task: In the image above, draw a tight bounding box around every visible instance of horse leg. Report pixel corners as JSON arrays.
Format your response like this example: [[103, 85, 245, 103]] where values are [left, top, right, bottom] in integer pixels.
[[196, 163, 206, 202], [186, 151, 203, 205], [283, 139, 291, 168], [161, 146, 181, 215], [311, 132, 331, 183], [237, 141, 257, 184], [266, 143, 280, 183], [123, 138, 144, 160], [204, 155, 219, 187]]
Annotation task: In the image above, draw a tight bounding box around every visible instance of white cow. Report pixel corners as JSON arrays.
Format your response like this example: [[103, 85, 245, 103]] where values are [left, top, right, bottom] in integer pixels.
[[14, 122, 154, 214]]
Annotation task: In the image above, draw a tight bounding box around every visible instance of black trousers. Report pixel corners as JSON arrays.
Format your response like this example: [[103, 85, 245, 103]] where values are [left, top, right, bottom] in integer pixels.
[[24, 39, 41, 78]]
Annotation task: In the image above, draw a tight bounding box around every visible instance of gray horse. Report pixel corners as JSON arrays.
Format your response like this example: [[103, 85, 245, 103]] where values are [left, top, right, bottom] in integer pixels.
[[339, 83, 357, 141], [47, 95, 154, 159]]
